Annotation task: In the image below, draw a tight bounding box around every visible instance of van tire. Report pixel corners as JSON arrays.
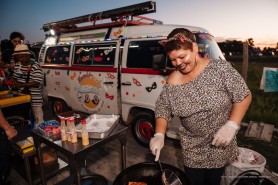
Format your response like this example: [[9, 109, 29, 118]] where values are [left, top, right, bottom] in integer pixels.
[[131, 112, 155, 147], [52, 98, 71, 115]]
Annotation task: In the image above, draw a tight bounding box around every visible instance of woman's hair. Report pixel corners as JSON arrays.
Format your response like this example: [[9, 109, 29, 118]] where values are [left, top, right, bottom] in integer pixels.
[[10, 32, 25, 40], [163, 28, 196, 53]]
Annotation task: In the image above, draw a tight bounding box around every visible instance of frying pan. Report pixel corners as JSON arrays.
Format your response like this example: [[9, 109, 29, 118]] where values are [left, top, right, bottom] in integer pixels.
[[113, 162, 192, 185]]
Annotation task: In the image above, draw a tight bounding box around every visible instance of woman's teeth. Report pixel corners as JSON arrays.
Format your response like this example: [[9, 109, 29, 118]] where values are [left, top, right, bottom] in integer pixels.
[[177, 63, 188, 69]]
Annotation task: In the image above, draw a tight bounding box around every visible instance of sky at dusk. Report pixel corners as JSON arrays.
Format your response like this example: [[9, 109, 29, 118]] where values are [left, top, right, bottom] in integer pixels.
[[1, 0, 278, 49]]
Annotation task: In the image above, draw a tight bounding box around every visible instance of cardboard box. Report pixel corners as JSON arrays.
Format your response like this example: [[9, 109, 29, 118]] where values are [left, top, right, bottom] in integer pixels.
[[16, 138, 33, 149], [34, 147, 58, 165]]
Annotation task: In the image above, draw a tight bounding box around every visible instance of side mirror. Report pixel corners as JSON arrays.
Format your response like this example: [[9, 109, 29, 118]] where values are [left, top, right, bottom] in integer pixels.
[[152, 54, 166, 70]]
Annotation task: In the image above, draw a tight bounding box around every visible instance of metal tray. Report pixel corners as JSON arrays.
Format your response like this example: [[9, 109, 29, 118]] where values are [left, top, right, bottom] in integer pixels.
[[76, 114, 119, 139]]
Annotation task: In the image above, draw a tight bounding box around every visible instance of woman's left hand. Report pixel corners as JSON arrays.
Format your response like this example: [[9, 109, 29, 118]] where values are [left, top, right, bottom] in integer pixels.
[[212, 121, 239, 147]]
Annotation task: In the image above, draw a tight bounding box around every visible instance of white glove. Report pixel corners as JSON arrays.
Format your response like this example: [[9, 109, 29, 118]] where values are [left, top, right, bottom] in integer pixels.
[[212, 120, 239, 147], [150, 133, 165, 161]]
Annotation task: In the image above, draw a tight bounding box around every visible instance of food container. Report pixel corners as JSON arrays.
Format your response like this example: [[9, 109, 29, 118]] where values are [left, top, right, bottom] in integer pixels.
[[37, 120, 61, 138], [76, 114, 119, 139], [223, 147, 266, 185]]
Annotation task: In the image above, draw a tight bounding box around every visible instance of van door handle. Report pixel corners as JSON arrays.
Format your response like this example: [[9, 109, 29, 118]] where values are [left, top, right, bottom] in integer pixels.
[[121, 82, 131, 86], [103, 81, 114, 85]]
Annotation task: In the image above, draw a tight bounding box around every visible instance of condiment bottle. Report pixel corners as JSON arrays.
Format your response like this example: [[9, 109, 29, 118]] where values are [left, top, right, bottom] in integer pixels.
[[70, 118, 78, 143], [66, 117, 72, 142], [60, 117, 67, 141], [81, 119, 89, 145]]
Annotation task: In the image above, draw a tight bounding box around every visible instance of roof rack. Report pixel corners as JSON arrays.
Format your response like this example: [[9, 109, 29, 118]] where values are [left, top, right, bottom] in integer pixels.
[[42, 1, 162, 34]]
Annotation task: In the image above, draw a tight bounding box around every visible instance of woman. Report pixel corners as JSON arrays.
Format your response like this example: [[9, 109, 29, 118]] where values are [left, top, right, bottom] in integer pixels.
[[150, 28, 252, 185]]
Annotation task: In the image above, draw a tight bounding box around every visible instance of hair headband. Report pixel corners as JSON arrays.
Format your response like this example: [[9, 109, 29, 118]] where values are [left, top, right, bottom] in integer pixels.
[[159, 32, 193, 47]]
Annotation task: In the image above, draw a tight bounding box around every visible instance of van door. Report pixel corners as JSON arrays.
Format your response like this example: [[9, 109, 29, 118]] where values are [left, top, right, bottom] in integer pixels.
[[120, 39, 169, 145], [121, 38, 168, 114], [69, 41, 120, 115], [41, 45, 73, 112]]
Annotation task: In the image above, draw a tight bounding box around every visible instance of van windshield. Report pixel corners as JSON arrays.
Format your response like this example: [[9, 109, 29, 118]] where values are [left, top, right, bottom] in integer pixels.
[[194, 32, 225, 60]]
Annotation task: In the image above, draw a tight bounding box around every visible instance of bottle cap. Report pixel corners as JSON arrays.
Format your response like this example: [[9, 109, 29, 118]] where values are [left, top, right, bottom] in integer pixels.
[[60, 117, 65, 121], [81, 120, 86, 124]]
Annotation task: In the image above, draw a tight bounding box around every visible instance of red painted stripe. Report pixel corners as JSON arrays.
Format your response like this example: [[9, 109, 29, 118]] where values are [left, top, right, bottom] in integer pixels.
[[121, 68, 173, 75], [41, 65, 117, 72], [41, 65, 173, 74]]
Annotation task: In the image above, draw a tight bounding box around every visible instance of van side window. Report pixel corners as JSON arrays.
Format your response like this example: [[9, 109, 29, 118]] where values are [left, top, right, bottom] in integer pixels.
[[45, 46, 71, 65], [127, 40, 167, 68], [73, 43, 116, 66]]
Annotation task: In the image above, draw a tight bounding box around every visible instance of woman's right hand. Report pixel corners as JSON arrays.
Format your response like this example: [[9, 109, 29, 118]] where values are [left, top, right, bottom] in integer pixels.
[[150, 133, 165, 161], [5, 127, 18, 140]]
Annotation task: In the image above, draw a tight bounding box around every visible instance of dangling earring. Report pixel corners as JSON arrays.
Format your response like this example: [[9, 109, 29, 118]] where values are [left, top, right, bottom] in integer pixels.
[[195, 54, 198, 66]]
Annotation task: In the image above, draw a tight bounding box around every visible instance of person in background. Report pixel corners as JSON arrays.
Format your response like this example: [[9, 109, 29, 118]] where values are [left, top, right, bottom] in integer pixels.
[[0, 32, 25, 79], [0, 51, 5, 90], [11, 44, 44, 127], [0, 109, 17, 185], [150, 28, 252, 185]]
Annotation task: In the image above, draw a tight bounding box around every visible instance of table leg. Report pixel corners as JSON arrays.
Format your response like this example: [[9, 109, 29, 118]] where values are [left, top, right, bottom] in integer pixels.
[[69, 157, 82, 185], [23, 157, 33, 185], [118, 134, 127, 170], [33, 136, 47, 185]]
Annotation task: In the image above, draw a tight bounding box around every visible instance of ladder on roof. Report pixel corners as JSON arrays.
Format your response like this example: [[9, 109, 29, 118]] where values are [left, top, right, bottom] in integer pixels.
[[42, 1, 162, 34]]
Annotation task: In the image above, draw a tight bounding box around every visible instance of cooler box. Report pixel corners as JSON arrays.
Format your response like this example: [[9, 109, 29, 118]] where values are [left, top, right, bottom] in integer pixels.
[[0, 90, 31, 120]]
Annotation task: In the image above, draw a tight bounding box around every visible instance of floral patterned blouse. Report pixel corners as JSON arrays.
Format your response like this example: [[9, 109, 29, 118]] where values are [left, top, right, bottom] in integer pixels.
[[155, 59, 250, 168]]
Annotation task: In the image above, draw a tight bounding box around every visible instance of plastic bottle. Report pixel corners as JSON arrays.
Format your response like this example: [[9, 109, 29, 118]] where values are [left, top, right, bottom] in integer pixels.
[[66, 117, 72, 142], [60, 117, 67, 141], [70, 118, 78, 143], [81, 119, 89, 145]]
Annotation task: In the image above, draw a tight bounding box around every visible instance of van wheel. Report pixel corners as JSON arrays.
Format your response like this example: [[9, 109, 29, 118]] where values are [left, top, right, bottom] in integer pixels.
[[132, 112, 155, 147], [52, 99, 71, 115]]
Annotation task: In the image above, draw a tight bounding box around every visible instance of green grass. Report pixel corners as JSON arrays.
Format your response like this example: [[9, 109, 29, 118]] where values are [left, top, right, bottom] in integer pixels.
[[226, 56, 278, 173]]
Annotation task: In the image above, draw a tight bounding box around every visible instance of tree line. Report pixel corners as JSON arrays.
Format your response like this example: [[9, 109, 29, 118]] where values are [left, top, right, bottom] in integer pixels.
[[217, 38, 278, 56]]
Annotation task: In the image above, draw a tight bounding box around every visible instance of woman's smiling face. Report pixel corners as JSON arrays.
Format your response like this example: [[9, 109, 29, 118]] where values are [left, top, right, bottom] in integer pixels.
[[168, 49, 196, 75]]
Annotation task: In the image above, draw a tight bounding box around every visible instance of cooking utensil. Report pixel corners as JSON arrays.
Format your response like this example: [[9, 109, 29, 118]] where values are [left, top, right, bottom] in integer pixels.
[[113, 162, 192, 185], [158, 159, 163, 171], [162, 169, 182, 185], [158, 160, 182, 185]]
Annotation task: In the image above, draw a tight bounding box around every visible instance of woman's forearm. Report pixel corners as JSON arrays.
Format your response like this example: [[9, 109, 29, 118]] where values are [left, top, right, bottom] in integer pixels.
[[155, 117, 168, 135], [229, 93, 252, 125]]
